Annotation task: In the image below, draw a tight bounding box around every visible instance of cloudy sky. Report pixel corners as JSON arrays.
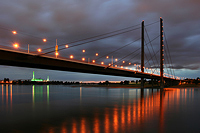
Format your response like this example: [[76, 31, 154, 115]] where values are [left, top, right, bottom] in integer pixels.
[[0, 0, 199, 81]]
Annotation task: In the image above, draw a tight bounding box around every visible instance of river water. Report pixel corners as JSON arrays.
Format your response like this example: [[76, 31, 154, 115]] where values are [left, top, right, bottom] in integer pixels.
[[0, 85, 200, 133]]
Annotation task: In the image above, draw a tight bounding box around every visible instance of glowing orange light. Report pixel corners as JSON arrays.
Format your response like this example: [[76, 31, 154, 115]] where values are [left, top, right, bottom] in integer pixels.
[[115, 58, 118, 61], [65, 45, 68, 48], [115, 65, 117, 67], [123, 61, 125, 63], [96, 53, 98, 56], [12, 31, 17, 34], [129, 63, 131, 65], [82, 50, 85, 53], [13, 43, 19, 48], [101, 62, 104, 65], [55, 52, 59, 56], [106, 56, 109, 59], [92, 60, 95, 63], [121, 66, 123, 68], [43, 38, 47, 42], [82, 58, 85, 61], [108, 63, 111, 66], [70, 55, 73, 59], [134, 64, 136, 66], [37, 48, 42, 52]]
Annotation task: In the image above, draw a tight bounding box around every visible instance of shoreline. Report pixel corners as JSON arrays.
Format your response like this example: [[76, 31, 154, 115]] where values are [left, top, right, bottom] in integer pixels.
[[1, 83, 200, 88], [77, 84, 200, 88]]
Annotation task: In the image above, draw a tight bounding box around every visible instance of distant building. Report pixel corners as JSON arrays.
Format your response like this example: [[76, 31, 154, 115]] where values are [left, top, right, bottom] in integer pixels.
[[31, 71, 49, 82]]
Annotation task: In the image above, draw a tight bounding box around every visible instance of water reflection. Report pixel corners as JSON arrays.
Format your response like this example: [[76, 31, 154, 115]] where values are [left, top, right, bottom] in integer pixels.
[[80, 87, 82, 103], [43, 88, 196, 133], [0, 86, 198, 133], [32, 85, 50, 107], [1, 84, 12, 111]]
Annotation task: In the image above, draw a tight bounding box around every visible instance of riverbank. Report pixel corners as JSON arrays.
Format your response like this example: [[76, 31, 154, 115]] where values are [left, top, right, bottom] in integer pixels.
[[78, 83, 200, 88]]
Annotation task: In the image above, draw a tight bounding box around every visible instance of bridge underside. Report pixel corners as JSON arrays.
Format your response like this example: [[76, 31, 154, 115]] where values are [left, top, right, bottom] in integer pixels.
[[0, 48, 172, 80]]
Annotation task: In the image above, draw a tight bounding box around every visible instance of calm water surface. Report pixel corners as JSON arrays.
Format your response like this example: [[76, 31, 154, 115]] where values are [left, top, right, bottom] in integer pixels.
[[1, 85, 200, 133]]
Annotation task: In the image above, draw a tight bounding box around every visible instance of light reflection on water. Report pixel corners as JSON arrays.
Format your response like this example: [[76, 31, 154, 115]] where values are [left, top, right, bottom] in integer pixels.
[[0, 85, 200, 133]]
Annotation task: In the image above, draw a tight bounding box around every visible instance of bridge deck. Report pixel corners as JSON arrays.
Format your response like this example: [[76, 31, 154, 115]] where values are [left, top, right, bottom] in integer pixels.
[[0, 47, 174, 80]]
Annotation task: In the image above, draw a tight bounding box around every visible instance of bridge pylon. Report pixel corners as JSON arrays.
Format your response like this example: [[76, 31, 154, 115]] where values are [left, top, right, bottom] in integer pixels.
[[141, 20, 144, 89], [160, 17, 164, 89]]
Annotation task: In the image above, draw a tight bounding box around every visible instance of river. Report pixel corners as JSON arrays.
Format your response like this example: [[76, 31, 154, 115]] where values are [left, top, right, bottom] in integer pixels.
[[0, 85, 200, 133]]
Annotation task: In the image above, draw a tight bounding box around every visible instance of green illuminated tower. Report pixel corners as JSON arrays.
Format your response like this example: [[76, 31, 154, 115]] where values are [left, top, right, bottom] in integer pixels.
[[33, 71, 35, 79], [31, 71, 43, 82]]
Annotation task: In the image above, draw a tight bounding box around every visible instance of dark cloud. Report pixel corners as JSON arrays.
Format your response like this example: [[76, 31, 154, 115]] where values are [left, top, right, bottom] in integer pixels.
[[0, 0, 199, 80]]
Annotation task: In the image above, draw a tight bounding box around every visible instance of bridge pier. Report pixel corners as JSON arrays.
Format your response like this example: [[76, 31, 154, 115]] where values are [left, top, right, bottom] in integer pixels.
[[151, 79, 154, 88]]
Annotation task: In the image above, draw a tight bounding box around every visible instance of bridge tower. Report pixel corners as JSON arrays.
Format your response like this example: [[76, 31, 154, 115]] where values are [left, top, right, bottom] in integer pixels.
[[160, 17, 164, 89], [141, 20, 144, 89]]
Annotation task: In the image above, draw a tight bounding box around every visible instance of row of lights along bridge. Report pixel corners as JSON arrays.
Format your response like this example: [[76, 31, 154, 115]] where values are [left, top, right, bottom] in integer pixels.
[[11, 30, 179, 79]]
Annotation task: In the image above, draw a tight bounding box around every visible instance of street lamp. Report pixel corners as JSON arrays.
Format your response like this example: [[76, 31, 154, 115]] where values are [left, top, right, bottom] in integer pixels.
[[37, 48, 42, 52], [70, 55, 73, 59], [13, 43, 19, 48], [43, 39, 47, 42], [12, 31, 17, 34]]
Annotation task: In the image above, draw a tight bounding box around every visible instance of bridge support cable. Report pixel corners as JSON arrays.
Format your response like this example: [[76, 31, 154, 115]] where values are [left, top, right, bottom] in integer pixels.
[[160, 17, 164, 89], [144, 38, 158, 72], [40, 28, 139, 55], [141, 21, 145, 89], [41, 21, 160, 55], [143, 35, 160, 74], [117, 35, 160, 74], [163, 44, 172, 78], [116, 35, 160, 69], [144, 27, 159, 66], [120, 51, 141, 66], [105, 47, 141, 68], [41, 27, 141, 54], [144, 50, 159, 74], [95, 38, 140, 61], [164, 31, 175, 78]]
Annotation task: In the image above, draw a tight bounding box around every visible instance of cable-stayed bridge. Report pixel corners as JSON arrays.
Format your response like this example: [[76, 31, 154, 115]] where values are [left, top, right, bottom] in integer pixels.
[[0, 18, 180, 88]]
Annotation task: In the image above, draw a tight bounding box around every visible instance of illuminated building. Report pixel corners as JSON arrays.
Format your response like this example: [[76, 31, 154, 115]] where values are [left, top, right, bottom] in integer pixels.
[[31, 71, 49, 82]]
